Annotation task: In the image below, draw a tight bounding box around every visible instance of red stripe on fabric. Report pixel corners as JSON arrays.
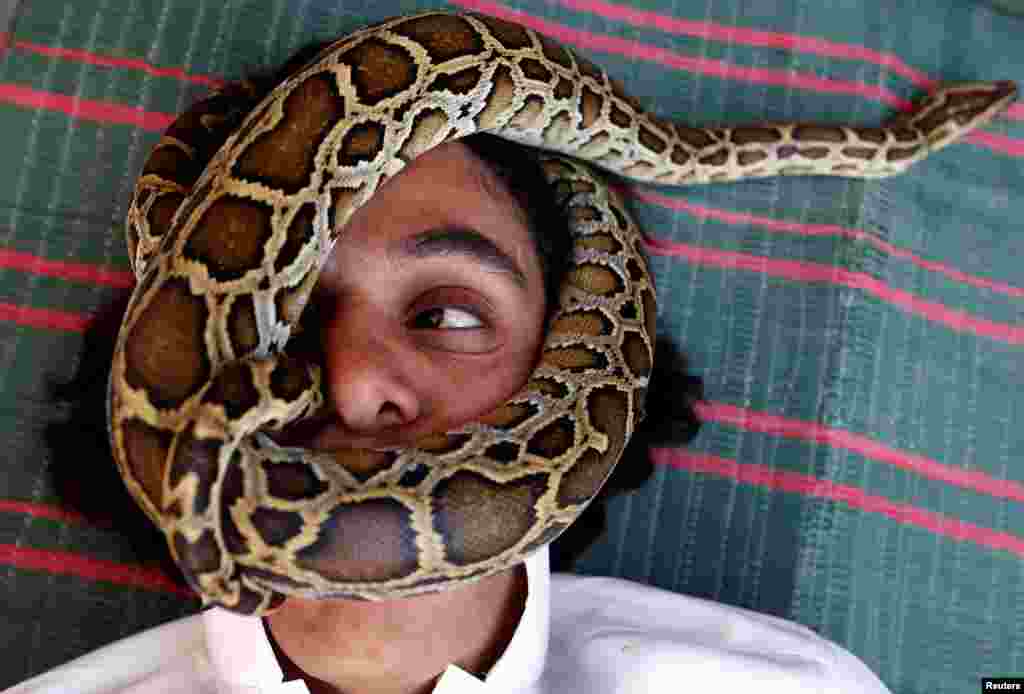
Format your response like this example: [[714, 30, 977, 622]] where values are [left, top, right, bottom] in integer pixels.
[[0, 249, 134, 289], [628, 187, 1024, 299], [642, 236, 1024, 345], [0, 83, 173, 131], [0, 499, 88, 525], [0, 301, 90, 331], [7, 15, 1022, 130], [0, 34, 225, 88], [0, 543, 194, 596], [452, 0, 1023, 155], [453, 0, 913, 108], [551, 0, 934, 87], [965, 129, 1024, 157], [652, 449, 1024, 557], [695, 402, 1024, 502], [548, 0, 1024, 125]]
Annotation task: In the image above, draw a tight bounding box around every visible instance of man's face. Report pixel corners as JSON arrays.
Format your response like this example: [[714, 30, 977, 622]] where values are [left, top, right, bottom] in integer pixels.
[[272, 140, 548, 451]]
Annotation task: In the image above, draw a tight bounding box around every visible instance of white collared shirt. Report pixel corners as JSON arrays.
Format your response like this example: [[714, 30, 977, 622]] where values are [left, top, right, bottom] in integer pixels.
[[5, 547, 891, 693]]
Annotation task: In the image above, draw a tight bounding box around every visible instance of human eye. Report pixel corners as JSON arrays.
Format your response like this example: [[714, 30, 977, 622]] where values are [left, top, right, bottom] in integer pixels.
[[404, 287, 499, 353], [409, 306, 485, 330]]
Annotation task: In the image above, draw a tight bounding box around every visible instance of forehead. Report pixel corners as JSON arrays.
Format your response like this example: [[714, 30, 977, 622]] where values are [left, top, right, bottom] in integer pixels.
[[318, 140, 541, 282], [342, 142, 531, 241], [396, 141, 528, 220]]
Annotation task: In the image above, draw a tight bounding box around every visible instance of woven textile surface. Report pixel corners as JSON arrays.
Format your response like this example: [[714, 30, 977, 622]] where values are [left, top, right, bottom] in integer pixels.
[[1, 0, 1020, 691]]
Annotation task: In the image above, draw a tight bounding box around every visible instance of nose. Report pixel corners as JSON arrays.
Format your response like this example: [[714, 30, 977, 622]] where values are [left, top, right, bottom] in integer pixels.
[[320, 301, 422, 437]]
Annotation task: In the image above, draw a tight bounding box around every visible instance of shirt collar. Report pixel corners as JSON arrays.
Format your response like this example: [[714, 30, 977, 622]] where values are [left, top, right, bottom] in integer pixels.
[[201, 546, 550, 693]]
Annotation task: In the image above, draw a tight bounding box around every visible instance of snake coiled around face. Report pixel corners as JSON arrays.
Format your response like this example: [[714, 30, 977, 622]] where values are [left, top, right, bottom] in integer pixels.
[[107, 10, 1017, 615]]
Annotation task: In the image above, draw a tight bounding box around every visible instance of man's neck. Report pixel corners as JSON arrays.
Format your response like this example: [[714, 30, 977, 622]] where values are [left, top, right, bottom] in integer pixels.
[[263, 564, 528, 694]]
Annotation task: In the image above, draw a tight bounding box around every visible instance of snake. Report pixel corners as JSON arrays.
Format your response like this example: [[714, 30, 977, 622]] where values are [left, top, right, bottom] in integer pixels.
[[106, 10, 1017, 616]]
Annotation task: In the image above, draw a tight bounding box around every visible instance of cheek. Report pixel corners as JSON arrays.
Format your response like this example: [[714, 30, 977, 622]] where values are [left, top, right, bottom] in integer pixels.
[[434, 366, 512, 426], [442, 322, 544, 425]]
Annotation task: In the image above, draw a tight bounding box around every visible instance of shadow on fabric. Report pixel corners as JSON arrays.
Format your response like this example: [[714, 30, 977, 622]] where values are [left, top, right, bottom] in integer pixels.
[[44, 293, 193, 591]]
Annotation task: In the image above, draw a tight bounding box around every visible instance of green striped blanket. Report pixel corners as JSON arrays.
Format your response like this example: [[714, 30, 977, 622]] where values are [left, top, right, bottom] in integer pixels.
[[1, 1, 1020, 691]]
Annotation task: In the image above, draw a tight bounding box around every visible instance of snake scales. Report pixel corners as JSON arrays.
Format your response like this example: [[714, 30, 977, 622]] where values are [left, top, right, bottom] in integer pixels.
[[107, 10, 1017, 615]]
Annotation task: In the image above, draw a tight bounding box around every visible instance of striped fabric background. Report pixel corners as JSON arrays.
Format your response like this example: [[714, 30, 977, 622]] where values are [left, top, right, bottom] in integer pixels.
[[1, 0, 1020, 691]]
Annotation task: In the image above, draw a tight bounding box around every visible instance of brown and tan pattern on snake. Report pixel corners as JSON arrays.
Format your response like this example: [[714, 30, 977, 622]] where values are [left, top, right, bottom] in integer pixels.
[[108, 10, 1017, 615]]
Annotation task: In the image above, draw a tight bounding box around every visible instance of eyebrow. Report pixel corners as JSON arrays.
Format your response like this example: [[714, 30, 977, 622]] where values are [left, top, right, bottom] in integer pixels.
[[391, 226, 528, 289]]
